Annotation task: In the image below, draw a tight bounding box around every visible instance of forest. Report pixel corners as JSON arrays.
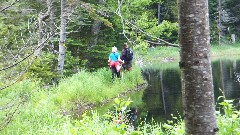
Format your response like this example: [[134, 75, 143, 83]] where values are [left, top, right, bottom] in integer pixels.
[[1, 0, 240, 134]]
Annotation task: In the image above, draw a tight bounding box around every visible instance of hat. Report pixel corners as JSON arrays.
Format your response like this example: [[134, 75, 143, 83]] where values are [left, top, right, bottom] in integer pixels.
[[112, 46, 117, 53]]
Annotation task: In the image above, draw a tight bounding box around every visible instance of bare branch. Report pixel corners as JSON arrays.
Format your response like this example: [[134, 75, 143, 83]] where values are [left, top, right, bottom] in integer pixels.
[[0, 97, 23, 131], [0, 56, 36, 91], [116, 0, 131, 43], [0, 0, 20, 12], [114, 1, 178, 47], [0, 30, 57, 72], [125, 20, 179, 47], [144, 40, 179, 47]]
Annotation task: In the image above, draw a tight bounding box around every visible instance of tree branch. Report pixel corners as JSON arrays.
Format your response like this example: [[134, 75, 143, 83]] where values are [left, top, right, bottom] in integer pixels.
[[114, 1, 178, 47], [144, 40, 179, 47], [0, 0, 20, 12], [0, 31, 56, 72]]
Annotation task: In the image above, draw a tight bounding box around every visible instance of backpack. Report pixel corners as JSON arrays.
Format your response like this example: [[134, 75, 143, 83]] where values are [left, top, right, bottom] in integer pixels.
[[125, 48, 133, 61]]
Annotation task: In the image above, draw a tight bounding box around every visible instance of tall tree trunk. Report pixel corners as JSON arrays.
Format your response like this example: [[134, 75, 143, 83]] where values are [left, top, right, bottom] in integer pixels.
[[178, 0, 218, 134], [218, 0, 222, 45], [86, 0, 103, 68], [48, 0, 55, 53], [37, 13, 44, 56], [157, 3, 161, 25], [87, 20, 102, 50], [87, 0, 104, 50], [58, 0, 67, 75], [37, 0, 51, 56]]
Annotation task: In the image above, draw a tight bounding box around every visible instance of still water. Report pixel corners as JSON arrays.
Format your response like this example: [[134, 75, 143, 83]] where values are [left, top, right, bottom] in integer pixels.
[[96, 58, 240, 124], [137, 58, 240, 123]]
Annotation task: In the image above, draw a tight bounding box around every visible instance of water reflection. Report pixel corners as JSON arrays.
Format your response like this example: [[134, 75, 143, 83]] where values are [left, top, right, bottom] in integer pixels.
[[141, 58, 240, 123], [142, 68, 182, 122]]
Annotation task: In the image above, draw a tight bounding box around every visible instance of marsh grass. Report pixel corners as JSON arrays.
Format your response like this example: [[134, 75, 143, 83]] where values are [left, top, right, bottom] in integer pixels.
[[1, 73, 239, 135], [52, 66, 144, 108], [1, 44, 240, 134], [0, 66, 145, 134], [144, 43, 240, 65]]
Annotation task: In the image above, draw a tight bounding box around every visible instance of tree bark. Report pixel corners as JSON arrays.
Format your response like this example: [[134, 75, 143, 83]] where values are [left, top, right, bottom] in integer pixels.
[[87, 0, 104, 50], [158, 3, 161, 25], [48, 0, 55, 53], [218, 0, 222, 45], [58, 0, 67, 75], [178, 0, 218, 134], [37, 0, 51, 56], [231, 34, 236, 44]]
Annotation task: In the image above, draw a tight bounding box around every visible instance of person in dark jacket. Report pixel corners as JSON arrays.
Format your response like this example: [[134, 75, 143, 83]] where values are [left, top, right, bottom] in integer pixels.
[[121, 43, 133, 71]]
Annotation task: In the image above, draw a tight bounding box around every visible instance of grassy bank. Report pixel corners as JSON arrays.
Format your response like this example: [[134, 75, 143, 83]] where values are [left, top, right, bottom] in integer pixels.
[[0, 66, 145, 134], [1, 44, 240, 134], [144, 43, 240, 64]]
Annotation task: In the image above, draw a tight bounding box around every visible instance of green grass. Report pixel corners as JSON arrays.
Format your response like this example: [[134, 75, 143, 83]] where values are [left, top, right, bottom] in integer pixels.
[[1, 44, 240, 134], [145, 46, 180, 63], [143, 43, 240, 65], [0, 66, 145, 134]]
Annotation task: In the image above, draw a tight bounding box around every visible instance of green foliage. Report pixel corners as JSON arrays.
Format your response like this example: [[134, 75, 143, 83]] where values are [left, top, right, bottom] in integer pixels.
[[53, 66, 144, 108], [162, 114, 185, 135], [103, 98, 133, 134], [143, 46, 180, 64], [210, 21, 219, 44], [217, 96, 240, 135], [146, 20, 178, 43], [1, 76, 240, 134], [26, 52, 58, 85], [86, 44, 111, 70], [224, 0, 240, 20], [133, 37, 149, 56], [0, 65, 145, 134], [64, 51, 81, 76], [25, 50, 81, 85], [210, 43, 240, 57]]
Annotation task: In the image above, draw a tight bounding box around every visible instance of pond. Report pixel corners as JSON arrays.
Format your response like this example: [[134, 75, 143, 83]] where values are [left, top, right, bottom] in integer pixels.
[[139, 58, 240, 123], [96, 58, 240, 124]]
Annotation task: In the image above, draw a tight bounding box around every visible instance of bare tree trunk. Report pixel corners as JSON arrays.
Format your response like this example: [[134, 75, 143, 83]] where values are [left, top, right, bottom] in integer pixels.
[[37, 0, 51, 56], [37, 14, 44, 56], [87, 0, 104, 50], [158, 3, 161, 25], [87, 20, 102, 50], [48, 0, 55, 53], [58, 0, 67, 75], [178, 0, 218, 134], [231, 34, 236, 44], [218, 0, 222, 45], [86, 0, 103, 68]]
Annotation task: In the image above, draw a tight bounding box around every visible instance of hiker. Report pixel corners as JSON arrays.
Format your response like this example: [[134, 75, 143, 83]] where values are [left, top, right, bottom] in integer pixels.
[[121, 43, 133, 71], [108, 46, 123, 79]]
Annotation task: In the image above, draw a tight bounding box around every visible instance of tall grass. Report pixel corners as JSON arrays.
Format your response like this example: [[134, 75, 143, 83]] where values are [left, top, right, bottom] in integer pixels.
[[0, 66, 145, 134], [143, 43, 240, 65], [2, 44, 240, 134], [52, 66, 144, 108], [144, 46, 180, 63]]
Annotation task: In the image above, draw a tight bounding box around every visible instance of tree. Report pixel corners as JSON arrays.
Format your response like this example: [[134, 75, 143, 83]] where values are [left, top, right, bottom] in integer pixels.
[[224, 0, 240, 37], [58, 0, 67, 75], [218, 0, 222, 45], [178, 0, 218, 134]]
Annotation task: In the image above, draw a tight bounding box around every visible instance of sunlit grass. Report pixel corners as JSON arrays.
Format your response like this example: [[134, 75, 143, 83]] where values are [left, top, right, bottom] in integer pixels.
[[143, 43, 240, 65], [0, 66, 145, 134], [1, 43, 240, 134], [52, 67, 144, 108]]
